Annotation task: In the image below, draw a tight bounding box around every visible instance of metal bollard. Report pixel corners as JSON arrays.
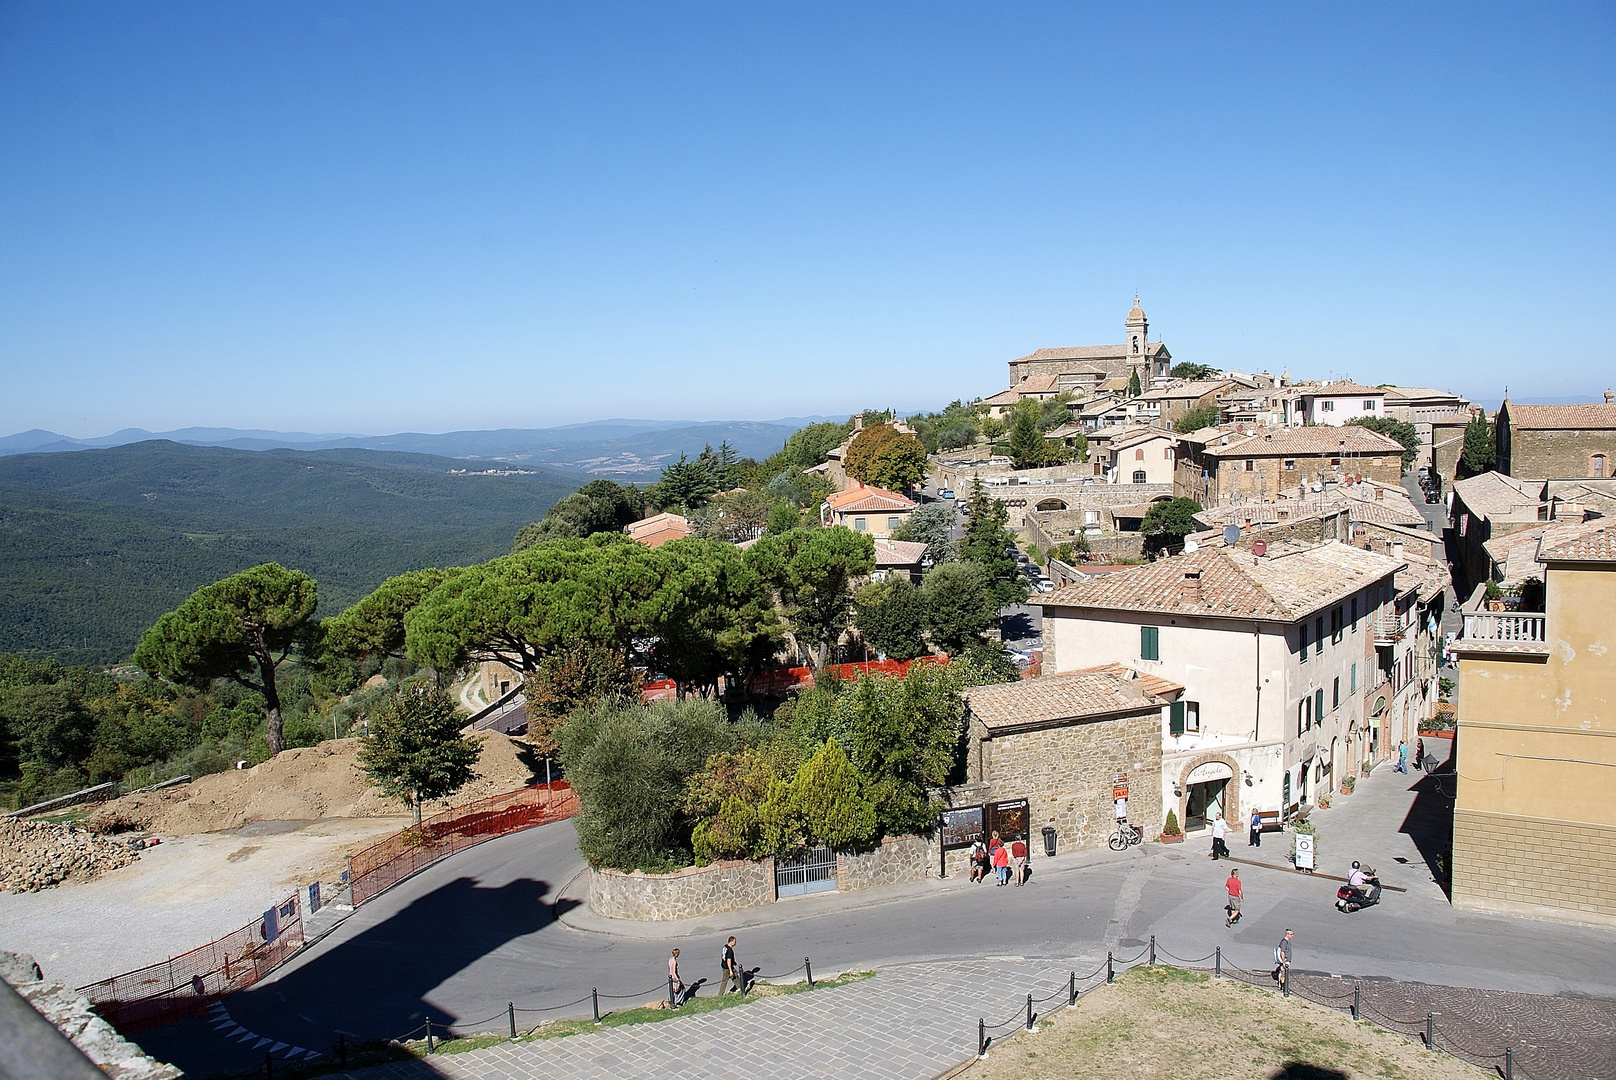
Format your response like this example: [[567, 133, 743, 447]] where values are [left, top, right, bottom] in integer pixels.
[[1214, 947, 1221, 978], [805, 957, 814, 987], [592, 989, 600, 1025], [1505, 1047, 1513, 1080], [1426, 1012, 1434, 1050], [977, 1018, 987, 1058], [425, 1017, 434, 1053], [509, 1002, 517, 1038], [1068, 971, 1076, 1006], [1352, 984, 1359, 1021], [1282, 968, 1290, 998], [1107, 951, 1114, 983], [1026, 993, 1034, 1031], [669, 976, 676, 1010], [1149, 935, 1156, 965]]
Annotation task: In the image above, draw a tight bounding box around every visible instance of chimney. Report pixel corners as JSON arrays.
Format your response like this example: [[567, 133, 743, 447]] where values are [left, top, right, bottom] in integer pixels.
[[1181, 570, 1203, 603], [1606, 390, 1615, 404], [1376, 486, 1384, 502]]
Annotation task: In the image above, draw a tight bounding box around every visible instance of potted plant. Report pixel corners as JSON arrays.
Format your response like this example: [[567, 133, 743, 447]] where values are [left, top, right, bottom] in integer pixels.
[[1340, 775, 1355, 795], [1160, 809, 1184, 844], [1317, 793, 1332, 810]]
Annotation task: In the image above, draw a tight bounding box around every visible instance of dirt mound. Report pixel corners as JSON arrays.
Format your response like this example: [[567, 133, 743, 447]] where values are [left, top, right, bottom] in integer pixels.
[[1, 818, 138, 893], [88, 732, 540, 837]]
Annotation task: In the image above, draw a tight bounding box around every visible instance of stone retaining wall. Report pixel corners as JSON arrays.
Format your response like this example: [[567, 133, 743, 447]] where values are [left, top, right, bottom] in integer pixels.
[[589, 859, 775, 922], [835, 835, 934, 892]]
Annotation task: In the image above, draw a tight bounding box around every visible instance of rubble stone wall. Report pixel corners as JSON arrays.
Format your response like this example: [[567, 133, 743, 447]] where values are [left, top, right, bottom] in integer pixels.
[[588, 860, 775, 922]]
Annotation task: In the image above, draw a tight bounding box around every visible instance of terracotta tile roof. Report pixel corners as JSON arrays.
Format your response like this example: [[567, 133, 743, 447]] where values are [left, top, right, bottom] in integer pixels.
[[1379, 386, 1464, 402], [1481, 517, 1611, 581], [626, 512, 693, 548], [1395, 555, 1451, 603], [1201, 426, 1405, 458], [1302, 380, 1385, 397], [1018, 374, 1063, 394], [1042, 541, 1402, 622], [981, 388, 1021, 407], [1503, 402, 1616, 431], [963, 668, 1165, 734], [1012, 343, 1168, 364], [873, 539, 929, 566], [1538, 522, 1616, 564], [1073, 662, 1186, 701], [1451, 472, 1543, 519], [1136, 380, 1233, 402], [1108, 428, 1180, 452], [826, 485, 916, 514]]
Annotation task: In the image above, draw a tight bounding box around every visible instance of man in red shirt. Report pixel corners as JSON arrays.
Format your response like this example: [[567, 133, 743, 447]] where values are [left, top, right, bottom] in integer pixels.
[[1224, 868, 1243, 926], [1010, 836, 1029, 886]]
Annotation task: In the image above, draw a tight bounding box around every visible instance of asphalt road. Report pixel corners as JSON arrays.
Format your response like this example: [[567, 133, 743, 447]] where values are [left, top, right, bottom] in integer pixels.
[[139, 753, 1616, 1077]]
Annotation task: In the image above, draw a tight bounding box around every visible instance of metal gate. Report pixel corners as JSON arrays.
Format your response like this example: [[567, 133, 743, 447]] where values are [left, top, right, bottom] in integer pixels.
[[774, 846, 837, 898]]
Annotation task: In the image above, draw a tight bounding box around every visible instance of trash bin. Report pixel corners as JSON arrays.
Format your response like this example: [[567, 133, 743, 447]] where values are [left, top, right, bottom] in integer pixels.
[[1041, 825, 1057, 857]]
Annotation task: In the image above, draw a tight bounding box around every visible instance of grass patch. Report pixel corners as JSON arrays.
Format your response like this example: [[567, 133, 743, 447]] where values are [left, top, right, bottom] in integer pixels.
[[414, 971, 875, 1055], [969, 967, 1491, 1080]]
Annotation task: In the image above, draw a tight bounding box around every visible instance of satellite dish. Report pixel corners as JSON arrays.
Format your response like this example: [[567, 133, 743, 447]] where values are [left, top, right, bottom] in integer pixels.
[[1252, 540, 1268, 557], [1183, 540, 1199, 554], [1222, 524, 1241, 546]]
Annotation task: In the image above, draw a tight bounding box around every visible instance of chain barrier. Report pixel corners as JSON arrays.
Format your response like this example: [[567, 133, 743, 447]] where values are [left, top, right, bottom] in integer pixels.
[[1156, 946, 1218, 965], [513, 995, 595, 1015]]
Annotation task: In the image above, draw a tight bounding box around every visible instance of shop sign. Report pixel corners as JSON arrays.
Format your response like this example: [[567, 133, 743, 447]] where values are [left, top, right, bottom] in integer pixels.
[[1185, 761, 1233, 785]]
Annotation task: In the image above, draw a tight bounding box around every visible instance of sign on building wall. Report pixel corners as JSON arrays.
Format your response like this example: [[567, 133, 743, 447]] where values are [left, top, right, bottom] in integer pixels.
[[1185, 761, 1233, 785]]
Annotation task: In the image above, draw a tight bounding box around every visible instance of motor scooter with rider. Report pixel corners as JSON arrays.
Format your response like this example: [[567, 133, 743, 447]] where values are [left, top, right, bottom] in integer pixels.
[[1336, 861, 1382, 912]]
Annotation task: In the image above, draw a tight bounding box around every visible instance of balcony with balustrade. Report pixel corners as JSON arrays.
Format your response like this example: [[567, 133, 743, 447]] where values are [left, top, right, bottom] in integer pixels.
[[1457, 609, 1549, 656]]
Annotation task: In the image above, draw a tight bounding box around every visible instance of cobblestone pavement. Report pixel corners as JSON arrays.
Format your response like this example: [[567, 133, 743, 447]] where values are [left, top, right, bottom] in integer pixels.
[[327, 955, 1614, 1080], [337, 958, 1092, 1080]]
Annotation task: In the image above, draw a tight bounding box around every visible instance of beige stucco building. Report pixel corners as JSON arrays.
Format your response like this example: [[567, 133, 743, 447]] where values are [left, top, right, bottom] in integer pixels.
[[1452, 523, 1616, 925]]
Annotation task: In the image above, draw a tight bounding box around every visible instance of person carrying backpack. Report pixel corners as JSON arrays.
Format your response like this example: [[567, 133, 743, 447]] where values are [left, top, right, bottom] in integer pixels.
[[1271, 929, 1294, 983]]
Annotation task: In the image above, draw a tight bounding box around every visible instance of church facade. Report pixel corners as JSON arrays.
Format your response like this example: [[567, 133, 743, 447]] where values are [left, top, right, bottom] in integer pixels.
[[1005, 297, 1172, 393]]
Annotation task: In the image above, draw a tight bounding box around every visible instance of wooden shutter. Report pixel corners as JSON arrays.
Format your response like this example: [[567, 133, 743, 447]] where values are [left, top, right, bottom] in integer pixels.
[[1170, 701, 1185, 736]]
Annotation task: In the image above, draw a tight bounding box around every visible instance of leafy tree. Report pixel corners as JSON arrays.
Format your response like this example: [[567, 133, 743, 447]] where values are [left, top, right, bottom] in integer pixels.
[[322, 568, 457, 663], [684, 747, 777, 863], [357, 682, 481, 826], [1457, 412, 1496, 478], [1008, 403, 1050, 470], [1174, 403, 1222, 433], [521, 641, 641, 759], [513, 480, 646, 551], [866, 432, 928, 491], [920, 562, 999, 655], [0, 682, 95, 773], [843, 424, 902, 484], [767, 420, 856, 474], [558, 696, 739, 871], [891, 504, 957, 563], [790, 737, 877, 848], [404, 534, 662, 675], [700, 487, 781, 544], [648, 539, 785, 698], [854, 579, 928, 661], [766, 501, 801, 534], [1346, 415, 1421, 472], [979, 415, 1006, 441], [746, 527, 876, 674], [133, 563, 319, 755], [1127, 366, 1142, 397], [1140, 497, 1204, 555], [958, 480, 1028, 607], [766, 468, 835, 510], [1170, 362, 1222, 380]]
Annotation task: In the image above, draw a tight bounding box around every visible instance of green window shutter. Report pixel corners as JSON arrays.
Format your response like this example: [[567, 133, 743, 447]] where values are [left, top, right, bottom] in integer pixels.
[[1299, 622, 1308, 660], [1141, 625, 1159, 661], [1315, 688, 1324, 720], [1170, 701, 1185, 736]]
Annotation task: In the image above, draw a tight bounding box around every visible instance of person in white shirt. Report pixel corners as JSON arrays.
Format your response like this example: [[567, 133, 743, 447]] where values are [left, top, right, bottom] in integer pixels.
[[1210, 813, 1230, 860]]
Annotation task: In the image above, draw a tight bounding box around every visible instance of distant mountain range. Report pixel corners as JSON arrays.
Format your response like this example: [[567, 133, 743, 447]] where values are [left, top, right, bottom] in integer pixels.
[[0, 416, 843, 478]]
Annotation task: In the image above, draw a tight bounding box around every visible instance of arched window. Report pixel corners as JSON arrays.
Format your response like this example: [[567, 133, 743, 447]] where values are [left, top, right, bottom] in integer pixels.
[[1135, 448, 1145, 460], [1133, 470, 1148, 484], [1593, 454, 1608, 478], [1131, 335, 1139, 354]]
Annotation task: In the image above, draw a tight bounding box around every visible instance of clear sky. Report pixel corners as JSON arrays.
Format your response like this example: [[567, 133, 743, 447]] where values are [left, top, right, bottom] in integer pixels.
[[1, 3, 1612, 437]]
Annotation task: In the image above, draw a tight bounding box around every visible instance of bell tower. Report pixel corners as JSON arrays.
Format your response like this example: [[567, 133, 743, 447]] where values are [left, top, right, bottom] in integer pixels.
[[1125, 294, 1148, 364]]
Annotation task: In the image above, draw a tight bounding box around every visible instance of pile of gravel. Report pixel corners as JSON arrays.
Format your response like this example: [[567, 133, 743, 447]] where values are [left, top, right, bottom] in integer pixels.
[[0, 817, 138, 893]]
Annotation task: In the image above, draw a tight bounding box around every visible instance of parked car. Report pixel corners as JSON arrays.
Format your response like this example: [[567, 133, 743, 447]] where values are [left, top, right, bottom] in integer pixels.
[[1036, 580, 1056, 594], [940, 488, 956, 499]]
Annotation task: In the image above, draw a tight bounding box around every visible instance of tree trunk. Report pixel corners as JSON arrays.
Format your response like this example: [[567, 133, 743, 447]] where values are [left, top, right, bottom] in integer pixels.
[[256, 648, 286, 755], [412, 789, 422, 828]]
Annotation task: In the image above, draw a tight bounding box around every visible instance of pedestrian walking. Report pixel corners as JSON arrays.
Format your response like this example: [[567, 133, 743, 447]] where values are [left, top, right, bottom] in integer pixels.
[[721, 936, 743, 994], [1010, 835, 1028, 886], [669, 948, 685, 1005], [1248, 807, 1262, 848], [1395, 740, 1407, 774], [1224, 868, 1242, 927], [992, 838, 1011, 885], [1209, 813, 1229, 860], [1271, 928, 1294, 982], [1415, 737, 1425, 770]]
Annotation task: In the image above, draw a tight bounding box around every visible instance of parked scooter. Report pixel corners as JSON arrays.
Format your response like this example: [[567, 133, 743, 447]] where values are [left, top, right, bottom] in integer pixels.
[[1336, 863, 1382, 912]]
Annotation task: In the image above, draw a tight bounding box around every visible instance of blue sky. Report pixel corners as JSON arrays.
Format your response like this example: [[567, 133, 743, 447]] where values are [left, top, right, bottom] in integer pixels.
[[1, 3, 1612, 436]]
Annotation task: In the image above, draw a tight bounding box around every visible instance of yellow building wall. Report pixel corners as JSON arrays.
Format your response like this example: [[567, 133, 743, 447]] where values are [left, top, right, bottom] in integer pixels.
[[1452, 565, 1616, 924]]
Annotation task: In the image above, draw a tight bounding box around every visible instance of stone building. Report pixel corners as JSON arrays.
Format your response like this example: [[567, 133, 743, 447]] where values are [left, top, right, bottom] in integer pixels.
[[959, 667, 1170, 853], [1039, 541, 1407, 831], [1132, 379, 1234, 429], [822, 484, 916, 538], [1452, 523, 1616, 925], [1495, 396, 1616, 479], [1005, 296, 1173, 392], [1173, 425, 1405, 507]]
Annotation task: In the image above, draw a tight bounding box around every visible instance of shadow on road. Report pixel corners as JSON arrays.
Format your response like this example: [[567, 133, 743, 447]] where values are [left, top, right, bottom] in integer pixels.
[[134, 875, 555, 1077], [1398, 743, 1456, 899]]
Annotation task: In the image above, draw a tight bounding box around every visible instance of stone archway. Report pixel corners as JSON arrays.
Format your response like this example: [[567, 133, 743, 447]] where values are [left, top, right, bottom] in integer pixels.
[[1175, 752, 1241, 834], [1035, 498, 1068, 512]]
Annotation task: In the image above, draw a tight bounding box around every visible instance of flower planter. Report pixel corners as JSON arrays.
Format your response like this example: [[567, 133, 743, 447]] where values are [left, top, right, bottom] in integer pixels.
[[1160, 832, 1184, 844]]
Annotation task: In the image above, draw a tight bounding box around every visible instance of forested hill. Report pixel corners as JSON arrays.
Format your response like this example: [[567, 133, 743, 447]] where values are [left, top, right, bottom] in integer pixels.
[[0, 441, 577, 664]]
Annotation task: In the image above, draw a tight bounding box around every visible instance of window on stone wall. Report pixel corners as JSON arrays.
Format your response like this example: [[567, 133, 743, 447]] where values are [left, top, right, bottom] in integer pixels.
[[1593, 454, 1608, 478], [1245, 459, 1254, 471], [1283, 460, 1296, 470]]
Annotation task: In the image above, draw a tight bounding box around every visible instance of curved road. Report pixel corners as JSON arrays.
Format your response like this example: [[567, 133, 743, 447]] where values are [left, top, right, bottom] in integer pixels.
[[141, 766, 1616, 1076]]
